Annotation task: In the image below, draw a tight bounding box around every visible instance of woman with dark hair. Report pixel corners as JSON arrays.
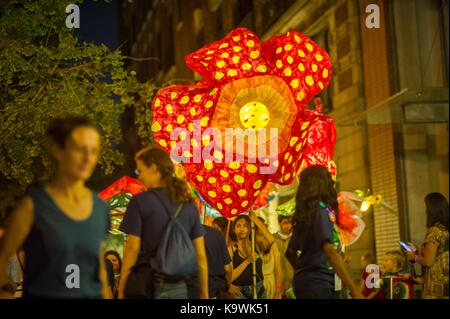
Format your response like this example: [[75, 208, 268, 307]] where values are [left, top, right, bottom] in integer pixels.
[[105, 250, 122, 298], [286, 165, 362, 299], [228, 211, 272, 299], [0, 116, 111, 299], [117, 147, 208, 299], [406, 192, 449, 299]]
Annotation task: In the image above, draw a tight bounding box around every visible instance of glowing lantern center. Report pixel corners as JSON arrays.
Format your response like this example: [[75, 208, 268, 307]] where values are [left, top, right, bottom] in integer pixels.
[[239, 101, 270, 130]]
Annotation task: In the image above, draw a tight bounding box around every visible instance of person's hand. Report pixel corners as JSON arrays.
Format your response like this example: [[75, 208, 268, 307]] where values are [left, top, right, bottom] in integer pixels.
[[402, 273, 411, 280], [248, 209, 257, 221], [228, 284, 242, 297], [407, 242, 417, 253], [246, 251, 258, 264], [406, 250, 416, 261]]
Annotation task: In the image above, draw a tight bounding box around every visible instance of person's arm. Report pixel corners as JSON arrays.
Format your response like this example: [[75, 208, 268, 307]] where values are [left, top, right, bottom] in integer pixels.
[[99, 243, 112, 299], [192, 236, 209, 299], [248, 210, 274, 245], [0, 197, 34, 298], [322, 241, 364, 299], [407, 242, 437, 267], [117, 234, 141, 299], [230, 249, 256, 283], [224, 262, 241, 297], [272, 243, 283, 299]]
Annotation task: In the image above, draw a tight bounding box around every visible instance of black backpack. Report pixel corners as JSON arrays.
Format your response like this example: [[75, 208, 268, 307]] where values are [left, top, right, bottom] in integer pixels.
[[149, 190, 198, 280]]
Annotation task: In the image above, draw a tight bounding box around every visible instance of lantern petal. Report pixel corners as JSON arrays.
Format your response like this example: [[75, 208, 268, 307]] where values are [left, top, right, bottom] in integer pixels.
[[186, 28, 268, 84], [261, 31, 332, 111]]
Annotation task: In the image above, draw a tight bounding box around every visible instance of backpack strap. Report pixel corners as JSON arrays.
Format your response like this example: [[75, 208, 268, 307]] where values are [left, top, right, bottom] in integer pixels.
[[149, 189, 183, 220]]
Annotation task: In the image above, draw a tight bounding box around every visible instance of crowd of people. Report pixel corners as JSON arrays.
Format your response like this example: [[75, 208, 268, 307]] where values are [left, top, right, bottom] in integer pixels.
[[0, 116, 448, 299]]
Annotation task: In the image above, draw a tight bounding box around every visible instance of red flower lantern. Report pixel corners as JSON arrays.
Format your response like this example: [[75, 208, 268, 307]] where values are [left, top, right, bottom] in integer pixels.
[[152, 28, 336, 217]]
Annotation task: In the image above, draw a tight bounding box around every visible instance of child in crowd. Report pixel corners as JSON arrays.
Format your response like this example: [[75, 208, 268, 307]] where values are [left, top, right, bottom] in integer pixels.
[[360, 253, 383, 299], [381, 250, 422, 299]]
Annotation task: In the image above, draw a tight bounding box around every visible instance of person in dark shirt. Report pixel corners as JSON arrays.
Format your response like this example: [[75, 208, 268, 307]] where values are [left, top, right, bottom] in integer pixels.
[[286, 165, 362, 299], [117, 147, 208, 299], [0, 116, 111, 299]]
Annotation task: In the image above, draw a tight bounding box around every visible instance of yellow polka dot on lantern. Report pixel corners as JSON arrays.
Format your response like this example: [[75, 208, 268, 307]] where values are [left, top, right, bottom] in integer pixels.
[[298, 63, 305, 72], [284, 152, 290, 160], [225, 198, 233, 204], [301, 121, 310, 130], [297, 90, 305, 101], [179, 131, 187, 140], [204, 160, 213, 170], [287, 56, 294, 64], [284, 44, 292, 51], [188, 123, 194, 132], [273, 160, 279, 167], [254, 190, 261, 197], [208, 177, 216, 184], [306, 43, 313, 51], [232, 56, 240, 64], [217, 203, 223, 210], [154, 98, 161, 107], [158, 139, 167, 147], [170, 92, 177, 99], [316, 53, 323, 61], [231, 209, 238, 215], [242, 63, 252, 70], [207, 50, 214, 55], [298, 49, 305, 57], [205, 101, 213, 108], [305, 76, 314, 86], [216, 61, 225, 68], [220, 170, 229, 178], [177, 114, 185, 124], [233, 36, 240, 42], [257, 65, 267, 72], [301, 130, 308, 139], [242, 201, 249, 208], [227, 69, 237, 77], [214, 150, 224, 160], [247, 40, 255, 47], [194, 94, 202, 102], [290, 136, 299, 147], [166, 124, 173, 132], [202, 136, 210, 146], [229, 162, 240, 169], [291, 79, 299, 89], [208, 191, 217, 198], [276, 60, 283, 68], [190, 107, 196, 116], [250, 50, 259, 59], [201, 117, 209, 127], [170, 141, 176, 149], [219, 43, 229, 49], [294, 34, 301, 43], [246, 164, 257, 173], [215, 72, 224, 80], [152, 121, 161, 132], [238, 189, 247, 197], [296, 143, 302, 152], [221, 52, 229, 58], [284, 67, 292, 76], [234, 175, 245, 184], [233, 46, 242, 52], [196, 175, 204, 182], [253, 180, 262, 189], [276, 47, 282, 54], [222, 185, 231, 192], [200, 62, 208, 67], [191, 138, 198, 147], [184, 151, 192, 158], [323, 69, 329, 78], [312, 64, 318, 72], [318, 81, 324, 89], [205, 57, 212, 61], [288, 155, 293, 164], [166, 104, 173, 114], [210, 88, 218, 95]]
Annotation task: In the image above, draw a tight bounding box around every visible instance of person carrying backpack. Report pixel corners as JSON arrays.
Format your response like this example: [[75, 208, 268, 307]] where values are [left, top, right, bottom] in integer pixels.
[[117, 147, 208, 299]]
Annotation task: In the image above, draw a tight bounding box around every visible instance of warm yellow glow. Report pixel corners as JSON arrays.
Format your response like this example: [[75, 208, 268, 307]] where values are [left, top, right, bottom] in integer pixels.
[[239, 101, 270, 130], [360, 201, 370, 212]]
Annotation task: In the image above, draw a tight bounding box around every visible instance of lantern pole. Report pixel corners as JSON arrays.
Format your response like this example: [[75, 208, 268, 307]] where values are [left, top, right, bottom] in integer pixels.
[[226, 219, 231, 246], [250, 208, 257, 299]]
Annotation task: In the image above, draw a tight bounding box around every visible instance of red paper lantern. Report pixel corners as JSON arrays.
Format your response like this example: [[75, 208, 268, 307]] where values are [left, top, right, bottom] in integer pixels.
[[152, 28, 335, 217]]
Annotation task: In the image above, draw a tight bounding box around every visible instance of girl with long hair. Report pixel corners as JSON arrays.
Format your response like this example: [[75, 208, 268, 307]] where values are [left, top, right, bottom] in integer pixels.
[[117, 147, 208, 299], [406, 192, 449, 299], [286, 165, 362, 299]]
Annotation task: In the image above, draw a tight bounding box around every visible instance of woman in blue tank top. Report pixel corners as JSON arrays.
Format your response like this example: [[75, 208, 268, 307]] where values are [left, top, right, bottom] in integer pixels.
[[0, 116, 111, 299]]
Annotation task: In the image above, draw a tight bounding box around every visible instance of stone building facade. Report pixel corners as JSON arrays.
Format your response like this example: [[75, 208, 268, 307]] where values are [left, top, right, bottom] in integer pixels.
[[121, 0, 449, 285]]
